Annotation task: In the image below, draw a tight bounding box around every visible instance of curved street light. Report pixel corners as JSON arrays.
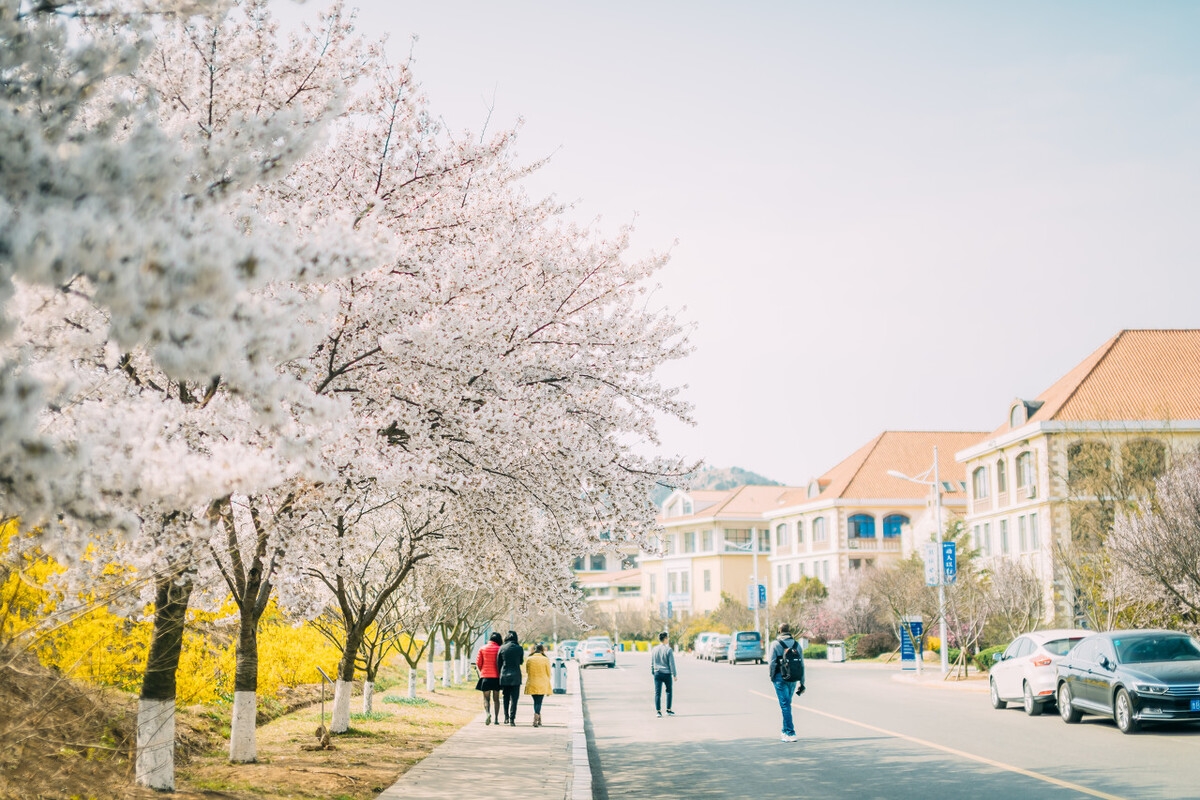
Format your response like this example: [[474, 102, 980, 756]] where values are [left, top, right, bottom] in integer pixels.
[[887, 445, 949, 675]]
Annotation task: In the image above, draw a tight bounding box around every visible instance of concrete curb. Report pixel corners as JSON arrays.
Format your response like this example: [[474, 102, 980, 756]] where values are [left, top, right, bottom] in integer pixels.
[[567, 660, 591, 800]]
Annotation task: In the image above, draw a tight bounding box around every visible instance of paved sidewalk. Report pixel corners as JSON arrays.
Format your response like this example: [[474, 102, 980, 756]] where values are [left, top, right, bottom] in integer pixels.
[[376, 661, 590, 800]]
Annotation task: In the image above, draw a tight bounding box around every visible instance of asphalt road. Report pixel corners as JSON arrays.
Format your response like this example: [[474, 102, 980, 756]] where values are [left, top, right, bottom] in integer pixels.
[[579, 651, 1200, 800]]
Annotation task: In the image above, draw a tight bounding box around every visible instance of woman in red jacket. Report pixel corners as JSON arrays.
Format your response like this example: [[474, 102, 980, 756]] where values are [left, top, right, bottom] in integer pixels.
[[475, 632, 503, 725]]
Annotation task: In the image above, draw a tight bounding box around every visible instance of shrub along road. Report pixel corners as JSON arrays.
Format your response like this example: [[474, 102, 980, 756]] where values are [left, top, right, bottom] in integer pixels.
[[582, 651, 1200, 799]]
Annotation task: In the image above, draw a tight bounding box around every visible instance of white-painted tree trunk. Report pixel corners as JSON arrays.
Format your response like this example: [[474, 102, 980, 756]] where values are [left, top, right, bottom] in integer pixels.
[[331, 679, 353, 732], [407, 666, 417, 699], [229, 691, 257, 763], [362, 680, 374, 714], [442, 657, 451, 687], [135, 698, 175, 791], [426, 646, 436, 692]]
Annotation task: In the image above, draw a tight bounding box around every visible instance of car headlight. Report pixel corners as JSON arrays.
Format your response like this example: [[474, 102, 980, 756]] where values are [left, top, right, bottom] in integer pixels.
[[1134, 683, 1169, 694]]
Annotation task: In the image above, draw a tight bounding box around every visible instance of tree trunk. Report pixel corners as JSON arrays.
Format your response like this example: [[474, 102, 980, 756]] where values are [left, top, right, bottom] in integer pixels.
[[362, 680, 374, 714], [136, 573, 193, 791], [426, 636, 436, 692], [442, 628, 452, 687], [330, 629, 363, 733], [407, 664, 417, 699], [229, 608, 261, 762]]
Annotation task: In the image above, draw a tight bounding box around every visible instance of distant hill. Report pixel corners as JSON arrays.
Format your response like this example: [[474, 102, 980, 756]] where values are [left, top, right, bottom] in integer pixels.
[[651, 466, 782, 508]]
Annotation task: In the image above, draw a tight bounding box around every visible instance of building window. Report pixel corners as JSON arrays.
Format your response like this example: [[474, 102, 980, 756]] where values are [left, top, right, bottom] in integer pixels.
[[703, 570, 711, 591], [1016, 451, 1035, 492], [668, 572, 678, 594], [683, 499, 693, 515], [1000, 520, 1009, 555], [777, 565, 784, 588], [666, 534, 677, 555], [776, 523, 788, 548], [799, 562, 806, 577], [649, 574, 657, 595], [796, 519, 805, 544], [1018, 516, 1027, 551], [973, 466, 990, 499], [572, 557, 585, 571], [681, 572, 689, 593], [822, 560, 830, 582], [997, 459, 1008, 493], [972, 525, 981, 555], [1029, 513, 1040, 550], [702, 530, 713, 551], [813, 517, 827, 542], [758, 529, 771, 552], [882, 514, 908, 538], [785, 564, 792, 585], [848, 514, 876, 539], [684, 531, 696, 553], [590, 554, 607, 571], [724, 529, 751, 551], [1068, 440, 1113, 490], [983, 523, 992, 556]]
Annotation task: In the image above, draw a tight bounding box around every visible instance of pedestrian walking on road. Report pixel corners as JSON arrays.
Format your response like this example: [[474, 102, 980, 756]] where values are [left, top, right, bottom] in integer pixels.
[[767, 622, 805, 742], [524, 643, 552, 727], [475, 632, 503, 725], [498, 630, 525, 726], [650, 631, 677, 718]]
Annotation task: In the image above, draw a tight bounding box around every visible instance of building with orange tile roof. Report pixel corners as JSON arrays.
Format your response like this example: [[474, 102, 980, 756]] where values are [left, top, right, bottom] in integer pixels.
[[957, 329, 1200, 623], [641, 485, 798, 620], [764, 431, 986, 603]]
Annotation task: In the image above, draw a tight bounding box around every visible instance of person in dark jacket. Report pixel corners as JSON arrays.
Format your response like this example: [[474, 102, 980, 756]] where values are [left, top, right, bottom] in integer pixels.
[[497, 630, 525, 726], [475, 631, 503, 725], [767, 622, 804, 742]]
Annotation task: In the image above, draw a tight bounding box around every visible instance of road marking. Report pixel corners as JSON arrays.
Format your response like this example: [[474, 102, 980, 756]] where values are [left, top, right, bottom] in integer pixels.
[[748, 690, 1127, 800]]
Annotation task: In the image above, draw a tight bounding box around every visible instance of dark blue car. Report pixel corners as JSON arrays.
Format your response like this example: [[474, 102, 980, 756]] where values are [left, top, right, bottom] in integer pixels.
[[1056, 629, 1200, 734]]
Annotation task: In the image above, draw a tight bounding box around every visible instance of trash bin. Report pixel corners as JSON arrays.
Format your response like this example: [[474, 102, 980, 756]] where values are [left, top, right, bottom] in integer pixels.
[[552, 657, 568, 694], [827, 640, 846, 663]]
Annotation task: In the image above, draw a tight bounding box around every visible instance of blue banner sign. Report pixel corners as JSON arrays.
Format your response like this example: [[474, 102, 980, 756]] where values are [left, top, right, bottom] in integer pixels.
[[942, 541, 957, 584]]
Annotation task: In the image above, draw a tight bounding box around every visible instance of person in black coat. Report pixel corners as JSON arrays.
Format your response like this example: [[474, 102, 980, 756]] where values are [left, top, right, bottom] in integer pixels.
[[497, 630, 525, 726]]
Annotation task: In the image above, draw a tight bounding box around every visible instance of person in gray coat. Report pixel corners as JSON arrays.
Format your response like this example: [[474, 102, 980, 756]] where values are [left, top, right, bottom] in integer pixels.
[[497, 630, 525, 726], [650, 631, 677, 717]]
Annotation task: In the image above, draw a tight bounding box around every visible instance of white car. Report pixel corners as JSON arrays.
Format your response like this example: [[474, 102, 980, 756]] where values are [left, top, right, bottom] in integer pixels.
[[578, 636, 617, 669], [693, 631, 719, 659], [990, 629, 1092, 715]]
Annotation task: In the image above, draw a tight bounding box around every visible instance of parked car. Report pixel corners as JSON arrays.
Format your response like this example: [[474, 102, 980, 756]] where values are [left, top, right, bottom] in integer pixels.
[[709, 634, 731, 661], [1056, 629, 1200, 733], [693, 632, 719, 659], [558, 640, 579, 660], [727, 630, 764, 665], [577, 636, 617, 669], [990, 629, 1092, 715]]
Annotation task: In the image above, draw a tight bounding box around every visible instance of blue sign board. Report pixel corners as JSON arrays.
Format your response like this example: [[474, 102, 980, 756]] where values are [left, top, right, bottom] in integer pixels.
[[758, 584, 767, 605], [942, 541, 957, 584], [900, 619, 923, 670]]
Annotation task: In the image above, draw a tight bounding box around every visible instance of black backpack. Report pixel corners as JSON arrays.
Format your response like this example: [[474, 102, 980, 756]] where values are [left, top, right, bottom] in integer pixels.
[[779, 639, 804, 683]]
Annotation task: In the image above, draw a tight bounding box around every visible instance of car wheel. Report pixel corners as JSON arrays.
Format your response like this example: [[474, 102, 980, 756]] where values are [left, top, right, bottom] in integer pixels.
[[1115, 688, 1139, 734], [990, 678, 1007, 710], [1023, 682, 1042, 716], [1058, 683, 1082, 723], [607, 663, 615, 669]]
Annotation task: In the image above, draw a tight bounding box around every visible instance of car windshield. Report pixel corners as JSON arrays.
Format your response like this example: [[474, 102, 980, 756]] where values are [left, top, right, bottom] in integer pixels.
[[585, 638, 611, 647], [1115, 634, 1200, 664], [737, 632, 760, 642], [1043, 637, 1087, 656]]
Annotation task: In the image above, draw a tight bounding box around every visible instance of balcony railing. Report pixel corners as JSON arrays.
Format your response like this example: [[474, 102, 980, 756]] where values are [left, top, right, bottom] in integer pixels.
[[847, 537, 903, 552]]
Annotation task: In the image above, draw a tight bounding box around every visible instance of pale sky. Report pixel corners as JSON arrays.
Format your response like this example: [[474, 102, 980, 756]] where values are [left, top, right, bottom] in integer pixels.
[[274, 1, 1200, 486]]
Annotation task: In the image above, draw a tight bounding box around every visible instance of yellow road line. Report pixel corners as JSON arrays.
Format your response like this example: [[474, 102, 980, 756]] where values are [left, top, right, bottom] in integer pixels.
[[748, 690, 1126, 800]]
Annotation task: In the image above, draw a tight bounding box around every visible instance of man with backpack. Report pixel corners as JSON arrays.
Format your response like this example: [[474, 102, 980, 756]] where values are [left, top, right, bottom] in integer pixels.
[[767, 622, 805, 742]]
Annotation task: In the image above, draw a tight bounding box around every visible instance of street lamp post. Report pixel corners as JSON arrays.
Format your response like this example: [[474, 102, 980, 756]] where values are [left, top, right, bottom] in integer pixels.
[[888, 445, 949, 675], [729, 535, 761, 638]]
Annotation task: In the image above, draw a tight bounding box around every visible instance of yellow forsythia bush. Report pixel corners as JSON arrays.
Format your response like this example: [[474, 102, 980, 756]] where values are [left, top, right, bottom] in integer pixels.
[[2, 528, 340, 705]]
